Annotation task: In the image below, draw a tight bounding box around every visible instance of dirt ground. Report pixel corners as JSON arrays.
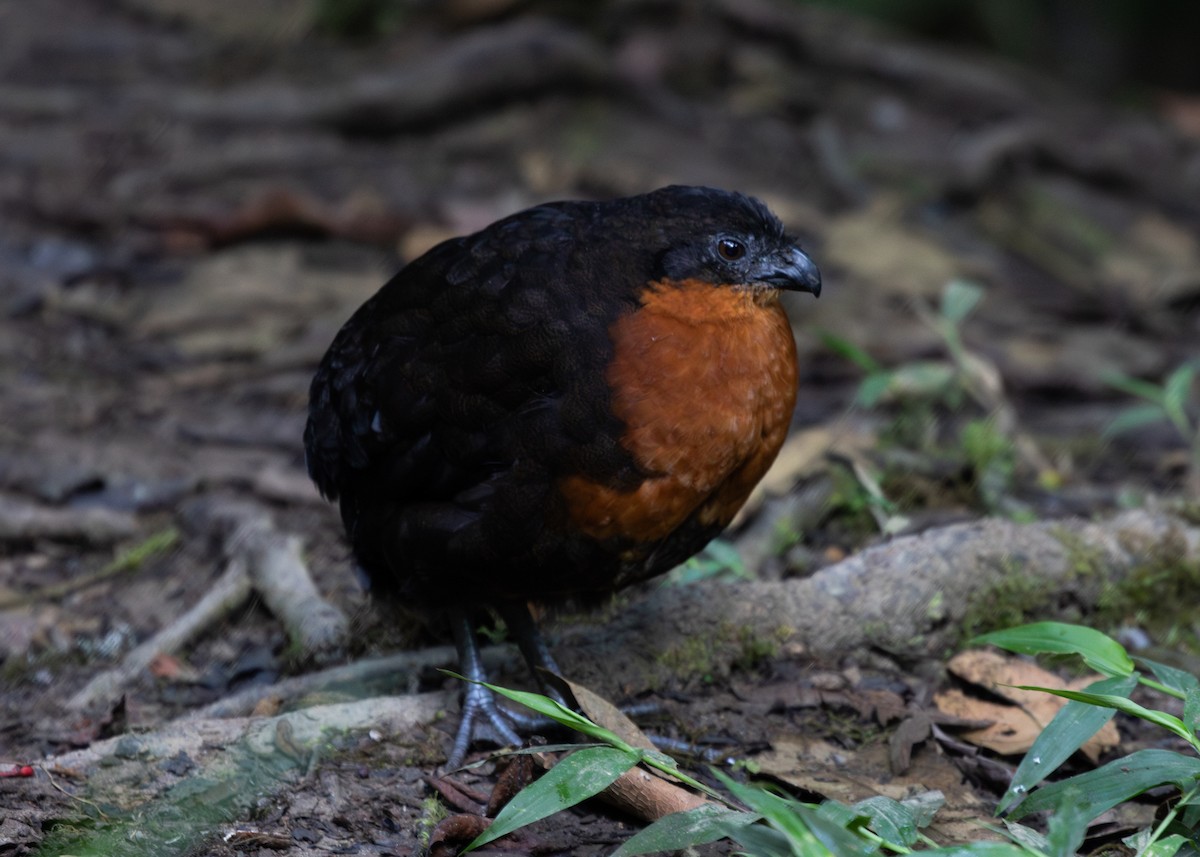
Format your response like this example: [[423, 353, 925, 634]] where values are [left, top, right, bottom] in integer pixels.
[[2, 1, 1200, 855]]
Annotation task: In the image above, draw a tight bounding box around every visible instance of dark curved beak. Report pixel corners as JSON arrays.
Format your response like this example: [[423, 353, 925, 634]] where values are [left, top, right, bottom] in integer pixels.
[[756, 246, 822, 297]]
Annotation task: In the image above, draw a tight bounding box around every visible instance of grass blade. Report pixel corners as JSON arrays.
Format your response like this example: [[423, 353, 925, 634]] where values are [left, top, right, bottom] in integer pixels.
[[1043, 786, 1088, 856], [612, 804, 759, 857], [1185, 685, 1200, 735], [1104, 403, 1169, 438], [1162, 363, 1197, 434], [973, 622, 1135, 677], [940, 279, 985, 324], [920, 843, 1039, 856], [714, 772, 874, 856], [444, 673, 636, 752], [818, 330, 883, 373], [1013, 687, 1200, 751], [850, 795, 921, 847], [1102, 372, 1167, 404], [1137, 657, 1199, 698], [998, 674, 1137, 814], [465, 746, 638, 851], [1139, 833, 1187, 857], [1008, 749, 1200, 821], [725, 822, 801, 857]]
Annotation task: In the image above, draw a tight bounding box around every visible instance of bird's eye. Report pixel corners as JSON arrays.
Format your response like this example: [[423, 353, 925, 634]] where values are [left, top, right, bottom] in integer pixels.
[[716, 237, 746, 261]]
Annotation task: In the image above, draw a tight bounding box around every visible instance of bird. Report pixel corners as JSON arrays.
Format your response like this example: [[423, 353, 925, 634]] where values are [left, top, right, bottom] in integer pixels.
[[304, 185, 821, 766]]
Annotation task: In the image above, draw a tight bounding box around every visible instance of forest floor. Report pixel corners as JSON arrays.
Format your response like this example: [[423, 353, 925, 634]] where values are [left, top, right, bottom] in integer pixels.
[[2, 1, 1200, 854]]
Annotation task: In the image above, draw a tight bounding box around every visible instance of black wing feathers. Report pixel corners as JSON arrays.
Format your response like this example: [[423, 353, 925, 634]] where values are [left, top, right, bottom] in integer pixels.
[[303, 201, 635, 595]]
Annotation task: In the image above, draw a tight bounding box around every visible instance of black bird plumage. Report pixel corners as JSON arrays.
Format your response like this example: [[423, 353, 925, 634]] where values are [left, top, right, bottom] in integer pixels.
[[305, 185, 821, 764]]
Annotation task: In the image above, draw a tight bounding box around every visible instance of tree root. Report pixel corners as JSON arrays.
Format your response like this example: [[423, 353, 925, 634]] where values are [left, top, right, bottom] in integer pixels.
[[43, 508, 1199, 824], [552, 507, 1200, 689]]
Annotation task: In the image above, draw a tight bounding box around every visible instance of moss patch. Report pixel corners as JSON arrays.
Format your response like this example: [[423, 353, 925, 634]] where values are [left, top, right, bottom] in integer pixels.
[[1097, 525, 1200, 649], [657, 621, 793, 684], [959, 554, 1057, 642]]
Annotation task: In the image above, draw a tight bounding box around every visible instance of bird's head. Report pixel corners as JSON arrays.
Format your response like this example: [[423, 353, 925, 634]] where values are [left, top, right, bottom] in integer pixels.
[[640, 186, 821, 299]]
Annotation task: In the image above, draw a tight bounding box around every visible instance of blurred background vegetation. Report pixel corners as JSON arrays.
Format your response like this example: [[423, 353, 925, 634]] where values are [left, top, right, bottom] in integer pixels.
[[314, 0, 1200, 99], [804, 0, 1200, 98]]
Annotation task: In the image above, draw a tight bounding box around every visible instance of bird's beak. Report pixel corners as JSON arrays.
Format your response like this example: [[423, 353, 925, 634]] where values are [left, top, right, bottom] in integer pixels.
[[756, 246, 822, 297]]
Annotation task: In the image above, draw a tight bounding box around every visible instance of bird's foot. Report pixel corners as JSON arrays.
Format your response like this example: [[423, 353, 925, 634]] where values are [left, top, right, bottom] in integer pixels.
[[445, 676, 524, 770]]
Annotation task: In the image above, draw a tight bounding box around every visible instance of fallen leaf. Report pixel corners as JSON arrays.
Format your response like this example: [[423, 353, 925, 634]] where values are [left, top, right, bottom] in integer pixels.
[[545, 674, 657, 753], [933, 688, 1042, 756], [940, 649, 1119, 760]]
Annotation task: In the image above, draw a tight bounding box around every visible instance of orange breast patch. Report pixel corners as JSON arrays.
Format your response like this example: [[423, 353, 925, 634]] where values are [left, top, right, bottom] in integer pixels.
[[560, 278, 798, 543]]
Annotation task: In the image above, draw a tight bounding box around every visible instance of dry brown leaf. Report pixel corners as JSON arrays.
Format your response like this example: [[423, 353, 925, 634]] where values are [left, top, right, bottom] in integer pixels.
[[940, 649, 1119, 760], [543, 675, 706, 822], [540, 674, 657, 753], [933, 688, 1043, 756], [755, 736, 984, 816], [948, 649, 1068, 703]]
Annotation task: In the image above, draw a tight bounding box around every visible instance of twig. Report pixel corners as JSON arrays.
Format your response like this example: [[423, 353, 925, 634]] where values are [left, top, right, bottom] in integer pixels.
[[196, 497, 349, 660], [0, 528, 178, 611], [239, 523, 348, 657], [189, 645, 513, 719], [0, 493, 136, 545], [66, 555, 252, 711], [69, 497, 352, 711]]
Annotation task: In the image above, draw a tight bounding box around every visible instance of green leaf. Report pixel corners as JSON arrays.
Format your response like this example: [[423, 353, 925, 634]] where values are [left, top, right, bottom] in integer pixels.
[[1138, 657, 1200, 698], [448, 675, 634, 751], [974, 622, 1135, 678], [850, 795, 921, 847], [1185, 685, 1200, 735], [724, 822, 801, 857], [1014, 687, 1200, 751], [1141, 833, 1188, 857], [612, 804, 758, 856], [671, 539, 750, 584], [791, 803, 880, 857], [716, 773, 821, 850], [1009, 749, 1200, 821], [702, 539, 747, 578], [940, 279, 985, 324], [856, 372, 895, 408], [999, 820, 1049, 852], [1163, 363, 1197, 434], [887, 360, 957, 398], [1103, 371, 1167, 404], [998, 674, 1137, 814], [464, 746, 638, 851], [1043, 786, 1089, 857], [920, 843, 1040, 856], [819, 330, 883, 373], [1104, 403, 1169, 438], [714, 773, 873, 856]]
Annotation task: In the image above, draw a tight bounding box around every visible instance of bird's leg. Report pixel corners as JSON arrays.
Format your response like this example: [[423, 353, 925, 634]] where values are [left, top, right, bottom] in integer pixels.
[[446, 606, 521, 769], [497, 604, 727, 762], [496, 601, 562, 690]]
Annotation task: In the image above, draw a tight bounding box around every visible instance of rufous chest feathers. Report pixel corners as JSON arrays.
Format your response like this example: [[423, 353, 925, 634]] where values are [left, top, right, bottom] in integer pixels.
[[561, 278, 798, 542]]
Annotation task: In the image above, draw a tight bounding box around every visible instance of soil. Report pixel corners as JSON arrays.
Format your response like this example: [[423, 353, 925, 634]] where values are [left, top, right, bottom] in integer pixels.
[[2, 1, 1199, 855]]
